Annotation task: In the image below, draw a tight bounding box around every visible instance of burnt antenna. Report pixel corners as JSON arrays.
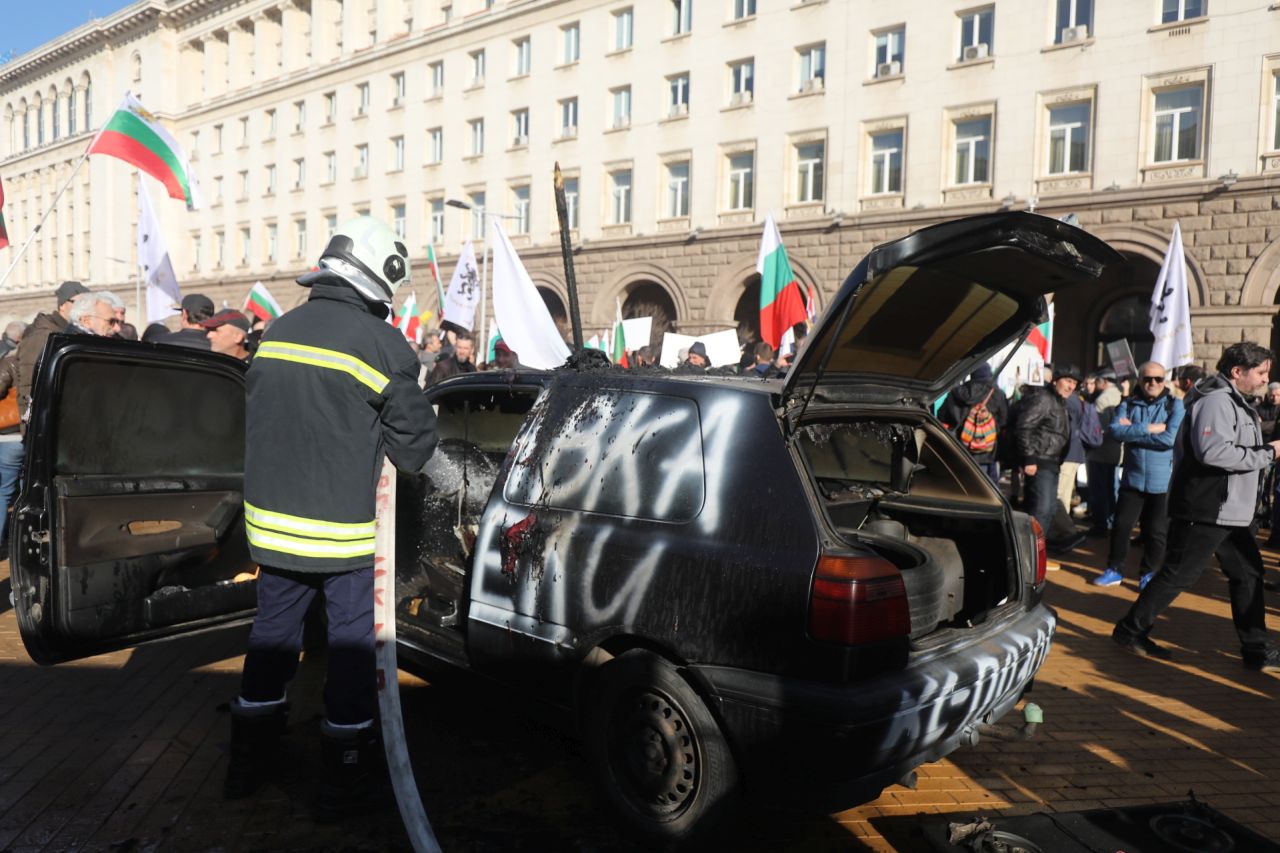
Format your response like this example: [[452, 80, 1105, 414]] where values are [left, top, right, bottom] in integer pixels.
[[553, 162, 585, 351]]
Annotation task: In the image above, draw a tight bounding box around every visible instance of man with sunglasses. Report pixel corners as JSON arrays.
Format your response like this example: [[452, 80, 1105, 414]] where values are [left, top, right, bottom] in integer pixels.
[[68, 292, 126, 337], [1114, 342, 1280, 672], [1093, 363, 1184, 588]]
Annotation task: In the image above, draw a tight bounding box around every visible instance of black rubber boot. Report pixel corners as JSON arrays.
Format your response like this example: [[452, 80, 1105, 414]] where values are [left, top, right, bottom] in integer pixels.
[[223, 700, 289, 800], [313, 720, 389, 822]]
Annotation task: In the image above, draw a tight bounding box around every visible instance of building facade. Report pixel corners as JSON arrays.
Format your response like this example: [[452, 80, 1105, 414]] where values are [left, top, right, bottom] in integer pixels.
[[3, 0, 1280, 367]]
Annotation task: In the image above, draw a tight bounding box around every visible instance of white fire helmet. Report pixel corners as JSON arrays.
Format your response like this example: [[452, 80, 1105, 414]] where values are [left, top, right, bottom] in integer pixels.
[[296, 215, 411, 306]]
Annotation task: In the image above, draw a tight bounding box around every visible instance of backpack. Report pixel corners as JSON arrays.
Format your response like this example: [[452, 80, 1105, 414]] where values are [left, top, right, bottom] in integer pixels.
[[958, 389, 998, 454]]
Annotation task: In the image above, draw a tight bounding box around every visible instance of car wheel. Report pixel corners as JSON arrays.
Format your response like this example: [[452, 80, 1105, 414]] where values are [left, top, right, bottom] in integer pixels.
[[582, 650, 740, 847], [858, 525, 945, 637]]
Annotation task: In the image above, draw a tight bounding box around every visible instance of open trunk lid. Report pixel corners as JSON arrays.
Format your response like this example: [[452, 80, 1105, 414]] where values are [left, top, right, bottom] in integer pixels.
[[782, 212, 1124, 413]]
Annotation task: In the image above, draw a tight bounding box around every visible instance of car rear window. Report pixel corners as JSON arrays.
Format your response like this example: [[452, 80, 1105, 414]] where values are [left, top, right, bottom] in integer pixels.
[[54, 358, 244, 477], [504, 387, 704, 522]]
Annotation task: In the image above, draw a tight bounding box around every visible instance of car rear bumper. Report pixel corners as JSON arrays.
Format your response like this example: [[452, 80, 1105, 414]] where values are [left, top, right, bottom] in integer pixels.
[[688, 602, 1056, 802]]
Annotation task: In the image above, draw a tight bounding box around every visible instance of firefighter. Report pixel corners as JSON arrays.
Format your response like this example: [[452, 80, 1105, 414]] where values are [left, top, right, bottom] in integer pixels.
[[224, 216, 438, 818]]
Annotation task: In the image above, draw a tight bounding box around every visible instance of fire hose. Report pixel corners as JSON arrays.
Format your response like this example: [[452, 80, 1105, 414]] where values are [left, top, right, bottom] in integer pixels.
[[374, 458, 443, 853]]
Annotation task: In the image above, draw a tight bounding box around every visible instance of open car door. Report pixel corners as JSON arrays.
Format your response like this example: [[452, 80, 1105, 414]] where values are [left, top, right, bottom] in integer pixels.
[[10, 335, 255, 665]]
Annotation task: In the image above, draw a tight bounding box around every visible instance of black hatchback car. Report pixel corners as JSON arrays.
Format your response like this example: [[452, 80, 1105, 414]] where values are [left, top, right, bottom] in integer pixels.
[[10, 212, 1122, 845]]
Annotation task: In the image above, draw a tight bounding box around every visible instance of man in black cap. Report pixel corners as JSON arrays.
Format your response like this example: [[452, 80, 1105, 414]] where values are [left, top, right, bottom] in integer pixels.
[[1012, 362, 1082, 551], [681, 341, 709, 372], [202, 309, 254, 362], [157, 294, 215, 350], [15, 281, 89, 425]]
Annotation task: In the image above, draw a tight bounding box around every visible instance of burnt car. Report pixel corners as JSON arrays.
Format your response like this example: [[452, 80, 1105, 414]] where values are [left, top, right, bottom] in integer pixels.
[[9, 212, 1121, 845]]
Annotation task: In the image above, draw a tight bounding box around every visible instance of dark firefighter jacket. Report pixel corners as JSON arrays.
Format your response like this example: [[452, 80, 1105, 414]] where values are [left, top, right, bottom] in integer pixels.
[[244, 280, 438, 573]]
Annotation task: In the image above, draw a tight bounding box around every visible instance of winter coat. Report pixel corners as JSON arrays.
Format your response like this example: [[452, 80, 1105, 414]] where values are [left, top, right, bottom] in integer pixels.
[[155, 327, 212, 350], [244, 280, 438, 573], [1086, 385, 1124, 466], [425, 355, 478, 386], [938, 376, 1009, 462], [14, 311, 68, 425], [1110, 390, 1184, 495], [1062, 395, 1103, 464], [1168, 373, 1274, 527], [1012, 385, 1071, 467]]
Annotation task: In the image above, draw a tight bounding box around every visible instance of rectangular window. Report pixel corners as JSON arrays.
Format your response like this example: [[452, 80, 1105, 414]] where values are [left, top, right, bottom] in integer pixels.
[[669, 73, 691, 116], [214, 123, 224, 152], [562, 23, 580, 63], [1161, 0, 1204, 24], [470, 191, 486, 238], [512, 186, 530, 234], [214, 175, 224, 204], [671, 0, 692, 35], [240, 226, 251, 266], [393, 203, 406, 239], [958, 7, 994, 60], [191, 234, 202, 270], [733, 0, 756, 19], [667, 161, 690, 217], [560, 98, 579, 137], [727, 152, 754, 209], [325, 150, 337, 183], [954, 117, 992, 184], [392, 71, 406, 105], [470, 118, 485, 155], [795, 141, 825, 202], [293, 157, 306, 189], [265, 108, 277, 138], [430, 198, 445, 243], [563, 177, 579, 228], [266, 223, 278, 263], [430, 61, 444, 97], [324, 92, 337, 123], [870, 130, 903, 194], [239, 170, 249, 199], [613, 8, 634, 51], [357, 82, 370, 115], [470, 49, 486, 85], [610, 169, 633, 224], [355, 143, 369, 177], [874, 28, 905, 76], [391, 135, 405, 171], [1153, 86, 1203, 162], [295, 218, 307, 258], [190, 130, 200, 160], [1055, 0, 1093, 42], [799, 44, 825, 91], [511, 109, 529, 146], [612, 87, 632, 128], [1047, 103, 1090, 174], [239, 116, 250, 145], [294, 100, 306, 132], [326, 213, 338, 239], [514, 37, 531, 76], [215, 231, 226, 268], [1273, 75, 1280, 151], [428, 127, 443, 163], [730, 59, 754, 104]]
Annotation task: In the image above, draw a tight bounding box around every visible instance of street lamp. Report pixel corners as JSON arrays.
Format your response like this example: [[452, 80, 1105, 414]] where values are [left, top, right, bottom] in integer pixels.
[[444, 198, 525, 359]]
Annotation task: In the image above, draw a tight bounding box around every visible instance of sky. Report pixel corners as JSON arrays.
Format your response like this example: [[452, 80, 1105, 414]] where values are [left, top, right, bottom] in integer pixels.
[[1, 2, 136, 60]]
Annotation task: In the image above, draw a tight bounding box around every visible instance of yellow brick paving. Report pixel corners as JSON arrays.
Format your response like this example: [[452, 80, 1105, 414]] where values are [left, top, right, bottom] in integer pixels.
[[1, 536, 1278, 851]]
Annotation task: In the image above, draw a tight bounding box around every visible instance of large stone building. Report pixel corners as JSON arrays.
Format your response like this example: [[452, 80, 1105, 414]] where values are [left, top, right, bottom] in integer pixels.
[[3, 0, 1280, 368]]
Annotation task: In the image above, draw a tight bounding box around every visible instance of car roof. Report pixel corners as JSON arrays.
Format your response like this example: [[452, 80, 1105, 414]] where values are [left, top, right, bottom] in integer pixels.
[[430, 368, 783, 397]]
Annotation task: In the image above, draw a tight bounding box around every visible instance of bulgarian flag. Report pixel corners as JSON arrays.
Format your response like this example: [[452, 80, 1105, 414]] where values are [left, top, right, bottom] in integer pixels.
[[426, 244, 445, 317], [756, 212, 808, 350], [1027, 302, 1054, 361], [396, 291, 420, 341], [89, 93, 202, 210], [243, 281, 282, 322], [612, 299, 629, 367], [0, 175, 8, 250]]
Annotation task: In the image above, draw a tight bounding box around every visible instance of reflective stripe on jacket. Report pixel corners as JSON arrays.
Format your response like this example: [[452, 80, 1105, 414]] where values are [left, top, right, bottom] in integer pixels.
[[244, 281, 438, 572]]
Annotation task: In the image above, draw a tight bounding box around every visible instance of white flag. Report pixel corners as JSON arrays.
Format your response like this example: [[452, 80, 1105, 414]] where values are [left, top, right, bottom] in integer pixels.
[[442, 241, 480, 331], [137, 178, 180, 324], [490, 220, 570, 370], [1149, 221, 1194, 369]]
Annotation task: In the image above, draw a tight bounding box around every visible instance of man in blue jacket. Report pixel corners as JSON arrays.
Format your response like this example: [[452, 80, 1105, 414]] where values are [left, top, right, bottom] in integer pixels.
[[1093, 362, 1184, 588], [1114, 342, 1280, 671]]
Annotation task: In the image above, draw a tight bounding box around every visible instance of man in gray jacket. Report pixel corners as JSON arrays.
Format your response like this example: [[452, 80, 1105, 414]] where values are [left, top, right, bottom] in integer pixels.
[[1114, 342, 1280, 671]]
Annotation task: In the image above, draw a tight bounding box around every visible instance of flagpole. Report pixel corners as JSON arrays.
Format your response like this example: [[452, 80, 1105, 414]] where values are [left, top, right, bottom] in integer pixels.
[[0, 104, 113, 292], [479, 223, 489, 364]]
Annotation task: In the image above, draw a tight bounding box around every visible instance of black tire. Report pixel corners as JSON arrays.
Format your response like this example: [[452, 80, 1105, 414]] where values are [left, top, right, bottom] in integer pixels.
[[582, 650, 740, 848], [857, 528, 945, 638]]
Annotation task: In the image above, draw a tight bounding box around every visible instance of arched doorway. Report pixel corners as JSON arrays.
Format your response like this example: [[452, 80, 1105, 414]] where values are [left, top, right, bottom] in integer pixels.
[[538, 286, 569, 340], [733, 274, 808, 351], [621, 281, 678, 349], [1049, 251, 1162, 372]]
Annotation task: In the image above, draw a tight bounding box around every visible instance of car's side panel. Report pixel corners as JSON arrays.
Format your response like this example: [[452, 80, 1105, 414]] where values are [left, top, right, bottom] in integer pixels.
[[465, 377, 822, 679]]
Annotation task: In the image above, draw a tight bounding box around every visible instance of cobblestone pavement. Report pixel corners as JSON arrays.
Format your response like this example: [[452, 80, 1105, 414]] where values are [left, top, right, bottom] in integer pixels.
[[2, 535, 1279, 851]]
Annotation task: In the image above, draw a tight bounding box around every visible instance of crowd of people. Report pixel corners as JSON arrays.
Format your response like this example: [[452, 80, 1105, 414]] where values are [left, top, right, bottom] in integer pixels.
[[940, 343, 1280, 673]]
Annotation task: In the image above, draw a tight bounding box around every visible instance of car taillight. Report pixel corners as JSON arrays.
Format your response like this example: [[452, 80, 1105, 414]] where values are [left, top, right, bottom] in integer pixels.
[[1030, 518, 1047, 587], [808, 554, 910, 645]]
